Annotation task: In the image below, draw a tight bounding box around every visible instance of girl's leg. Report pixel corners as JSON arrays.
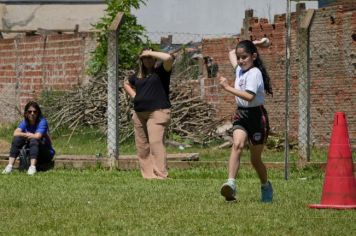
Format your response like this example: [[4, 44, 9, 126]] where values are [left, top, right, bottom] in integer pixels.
[[146, 109, 171, 179], [249, 144, 267, 184], [9, 136, 27, 164], [221, 129, 247, 201], [2, 137, 26, 174], [27, 138, 40, 175], [28, 138, 40, 161], [250, 144, 273, 202], [30, 158, 37, 167], [7, 157, 16, 166], [132, 112, 156, 179], [227, 129, 248, 179]]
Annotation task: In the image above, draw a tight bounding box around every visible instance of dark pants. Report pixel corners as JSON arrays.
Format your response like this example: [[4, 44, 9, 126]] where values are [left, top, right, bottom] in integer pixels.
[[9, 136, 52, 163]]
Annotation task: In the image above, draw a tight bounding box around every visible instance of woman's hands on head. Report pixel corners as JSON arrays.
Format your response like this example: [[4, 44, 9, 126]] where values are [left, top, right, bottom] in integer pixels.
[[139, 49, 153, 58], [139, 49, 173, 72]]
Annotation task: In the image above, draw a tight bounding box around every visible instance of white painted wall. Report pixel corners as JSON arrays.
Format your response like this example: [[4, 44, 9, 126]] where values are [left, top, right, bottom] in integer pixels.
[[0, 4, 106, 32], [132, 0, 318, 43]]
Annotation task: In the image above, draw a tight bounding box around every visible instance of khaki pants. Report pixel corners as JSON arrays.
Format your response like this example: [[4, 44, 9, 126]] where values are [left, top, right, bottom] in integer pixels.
[[132, 109, 171, 179]]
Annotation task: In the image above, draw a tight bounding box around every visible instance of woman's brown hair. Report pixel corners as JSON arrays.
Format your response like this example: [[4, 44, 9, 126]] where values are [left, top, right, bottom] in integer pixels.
[[137, 47, 157, 79]]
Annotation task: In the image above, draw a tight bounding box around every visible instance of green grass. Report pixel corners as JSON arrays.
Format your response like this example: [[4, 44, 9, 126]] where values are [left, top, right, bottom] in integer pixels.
[[0, 124, 336, 162], [1, 168, 355, 235], [51, 128, 108, 156], [1, 125, 355, 235]]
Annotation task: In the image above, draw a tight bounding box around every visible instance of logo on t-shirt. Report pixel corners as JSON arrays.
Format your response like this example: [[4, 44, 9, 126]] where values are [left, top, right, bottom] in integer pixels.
[[238, 79, 245, 89]]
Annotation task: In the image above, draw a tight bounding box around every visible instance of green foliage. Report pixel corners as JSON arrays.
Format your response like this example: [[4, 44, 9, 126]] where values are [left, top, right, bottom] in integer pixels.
[[88, 0, 149, 75]]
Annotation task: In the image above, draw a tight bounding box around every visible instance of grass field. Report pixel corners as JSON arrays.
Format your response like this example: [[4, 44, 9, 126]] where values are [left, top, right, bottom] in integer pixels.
[[1, 168, 355, 235], [1, 125, 356, 235]]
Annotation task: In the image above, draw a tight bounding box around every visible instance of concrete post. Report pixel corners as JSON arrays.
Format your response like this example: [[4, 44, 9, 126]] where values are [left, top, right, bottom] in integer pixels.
[[107, 12, 124, 169], [296, 3, 315, 167]]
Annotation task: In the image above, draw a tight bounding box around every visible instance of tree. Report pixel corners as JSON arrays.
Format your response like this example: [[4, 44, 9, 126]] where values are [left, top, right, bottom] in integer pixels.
[[88, 0, 148, 75]]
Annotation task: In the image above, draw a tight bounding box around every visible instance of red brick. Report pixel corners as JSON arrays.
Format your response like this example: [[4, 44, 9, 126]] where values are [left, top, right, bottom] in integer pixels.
[[24, 71, 42, 77]]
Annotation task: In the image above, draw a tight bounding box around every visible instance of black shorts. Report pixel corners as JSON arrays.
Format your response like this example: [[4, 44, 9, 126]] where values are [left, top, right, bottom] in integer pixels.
[[232, 106, 270, 145]]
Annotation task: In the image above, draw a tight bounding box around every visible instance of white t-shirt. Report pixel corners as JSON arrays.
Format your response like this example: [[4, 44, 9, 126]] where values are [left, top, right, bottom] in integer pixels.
[[234, 66, 265, 107]]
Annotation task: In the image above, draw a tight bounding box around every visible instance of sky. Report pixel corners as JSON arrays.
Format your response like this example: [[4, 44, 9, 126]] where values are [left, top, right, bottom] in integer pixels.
[[132, 0, 319, 43]]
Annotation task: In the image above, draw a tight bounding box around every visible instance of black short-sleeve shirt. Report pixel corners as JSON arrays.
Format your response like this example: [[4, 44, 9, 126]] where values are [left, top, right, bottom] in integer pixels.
[[129, 64, 171, 112]]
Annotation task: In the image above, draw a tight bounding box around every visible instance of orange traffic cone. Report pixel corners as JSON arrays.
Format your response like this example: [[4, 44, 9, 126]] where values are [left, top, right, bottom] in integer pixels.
[[309, 112, 356, 209]]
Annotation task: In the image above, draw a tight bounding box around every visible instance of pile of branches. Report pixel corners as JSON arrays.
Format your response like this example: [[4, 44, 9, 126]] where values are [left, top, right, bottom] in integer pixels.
[[42, 65, 221, 145], [169, 76, 220, 144], [42, 70, 134, 143]]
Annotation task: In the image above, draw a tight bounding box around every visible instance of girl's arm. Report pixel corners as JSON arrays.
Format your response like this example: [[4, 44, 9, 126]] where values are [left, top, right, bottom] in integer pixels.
[[253, 37, 270, 48], [123, 80, 136, 98], [141, 50, 173, 72], [218, 76, 255, 102], [228, 49, 238, 70]]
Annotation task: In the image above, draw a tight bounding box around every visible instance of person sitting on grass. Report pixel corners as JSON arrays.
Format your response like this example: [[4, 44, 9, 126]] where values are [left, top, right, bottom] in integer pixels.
[[2, 101, 55, 175]]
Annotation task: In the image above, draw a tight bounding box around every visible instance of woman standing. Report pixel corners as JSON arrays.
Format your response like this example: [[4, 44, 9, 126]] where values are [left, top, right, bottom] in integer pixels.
[[124, 49, 173, 179]]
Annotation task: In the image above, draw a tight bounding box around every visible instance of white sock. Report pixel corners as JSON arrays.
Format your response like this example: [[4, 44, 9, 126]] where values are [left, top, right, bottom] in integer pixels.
[[262, 181, 270, 187], [227, 178, 236, 185]]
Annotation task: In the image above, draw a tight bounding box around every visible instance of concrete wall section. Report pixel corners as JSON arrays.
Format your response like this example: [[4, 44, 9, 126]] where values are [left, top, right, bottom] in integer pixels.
[[0, 4, 106, 33]]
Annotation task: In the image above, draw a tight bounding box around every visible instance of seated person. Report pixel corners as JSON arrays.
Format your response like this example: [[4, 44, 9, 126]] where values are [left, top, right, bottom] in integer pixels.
[[2, 101, 55, 175]]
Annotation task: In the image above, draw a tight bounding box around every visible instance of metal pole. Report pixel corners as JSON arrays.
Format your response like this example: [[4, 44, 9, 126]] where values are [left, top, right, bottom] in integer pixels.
[[284, 0, 291, 180]]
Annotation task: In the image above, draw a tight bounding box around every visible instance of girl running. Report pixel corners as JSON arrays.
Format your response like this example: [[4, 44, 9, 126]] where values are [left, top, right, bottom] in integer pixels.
[[218, 40, 273, 202]]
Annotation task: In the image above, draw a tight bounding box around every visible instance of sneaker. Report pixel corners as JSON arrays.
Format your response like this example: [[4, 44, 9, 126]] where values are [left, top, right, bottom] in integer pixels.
[[27, 166, 37, 176], [261, 181, 273, 203], [220, 182, 237, 202], [2, 165, 13, 174]]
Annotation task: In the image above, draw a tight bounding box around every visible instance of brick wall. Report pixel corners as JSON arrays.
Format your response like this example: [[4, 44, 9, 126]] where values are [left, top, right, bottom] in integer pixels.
[[201, 37, 237, 120], [200, 3, 356, 148], [309, 5, 356, 147], [0, 32, 96, 123], [0, 3, 354, 149]]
